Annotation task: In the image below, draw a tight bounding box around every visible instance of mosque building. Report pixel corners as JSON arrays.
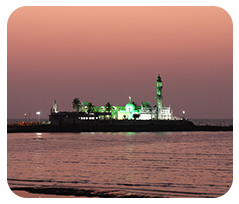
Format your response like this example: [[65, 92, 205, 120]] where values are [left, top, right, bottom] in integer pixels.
[[112, 74, 173, 120], [49, 74, 174, 124]]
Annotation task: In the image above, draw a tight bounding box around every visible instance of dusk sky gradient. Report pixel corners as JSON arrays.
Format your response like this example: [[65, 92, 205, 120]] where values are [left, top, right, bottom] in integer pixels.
[[7, 6, 233, 119]]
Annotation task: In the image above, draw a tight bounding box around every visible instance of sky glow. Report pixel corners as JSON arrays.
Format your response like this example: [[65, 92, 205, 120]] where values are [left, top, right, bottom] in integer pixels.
[[7, 6, 233, 119]]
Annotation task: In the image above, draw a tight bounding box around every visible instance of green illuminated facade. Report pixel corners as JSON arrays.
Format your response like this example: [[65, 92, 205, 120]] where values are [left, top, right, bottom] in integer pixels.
[[117, 97, 140, 120], [50, 74, 174, 124]]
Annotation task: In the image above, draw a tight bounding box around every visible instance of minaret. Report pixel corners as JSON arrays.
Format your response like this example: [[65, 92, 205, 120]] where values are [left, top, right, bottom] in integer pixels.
[[53, 100, 57, 113], [155, 74, 163, 109]]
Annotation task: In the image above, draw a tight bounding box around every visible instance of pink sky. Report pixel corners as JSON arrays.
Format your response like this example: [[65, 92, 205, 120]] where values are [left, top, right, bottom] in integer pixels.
[[7, 6, 233, 119]]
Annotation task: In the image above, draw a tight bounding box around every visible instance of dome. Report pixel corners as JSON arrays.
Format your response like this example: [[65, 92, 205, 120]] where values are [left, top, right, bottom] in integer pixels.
[[125, 96, 135, 112], [126, 103, 135, 112], [157, 74, 162, 82]]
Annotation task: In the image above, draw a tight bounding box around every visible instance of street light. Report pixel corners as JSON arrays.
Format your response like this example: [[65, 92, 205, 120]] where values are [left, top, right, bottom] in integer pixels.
[[24, 113, 27, 121], [182, 111, 185, 119], [36, 112, 40, 123]]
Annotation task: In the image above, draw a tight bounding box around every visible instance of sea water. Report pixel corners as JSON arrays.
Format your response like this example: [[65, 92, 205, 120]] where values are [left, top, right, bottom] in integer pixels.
[[7, 130, 232, 197]]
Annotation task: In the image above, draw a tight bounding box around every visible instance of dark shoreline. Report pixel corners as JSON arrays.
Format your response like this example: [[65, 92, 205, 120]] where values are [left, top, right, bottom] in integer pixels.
[[10, 185, 219, 198], [7, 120, 232, 133], [10, 187, 153, 198]]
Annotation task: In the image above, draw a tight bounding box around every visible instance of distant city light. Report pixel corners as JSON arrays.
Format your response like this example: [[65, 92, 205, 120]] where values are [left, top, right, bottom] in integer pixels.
[[36, 112, 40, 115]]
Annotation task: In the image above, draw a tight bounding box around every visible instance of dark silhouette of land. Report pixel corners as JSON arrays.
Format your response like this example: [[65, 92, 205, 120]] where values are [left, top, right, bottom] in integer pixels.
[[10, 187, 153, 198], [7, 119, 232, 133], [11, 185, 215, 198]]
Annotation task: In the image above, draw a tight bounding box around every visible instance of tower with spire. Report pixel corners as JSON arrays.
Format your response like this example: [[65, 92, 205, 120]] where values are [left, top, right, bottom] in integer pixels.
[[53, 100, 58, 113], [155, 74, 163, 109]]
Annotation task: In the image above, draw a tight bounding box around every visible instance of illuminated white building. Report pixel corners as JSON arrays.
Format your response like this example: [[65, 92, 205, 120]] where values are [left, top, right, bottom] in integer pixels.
[[49, 74, 174, 124]]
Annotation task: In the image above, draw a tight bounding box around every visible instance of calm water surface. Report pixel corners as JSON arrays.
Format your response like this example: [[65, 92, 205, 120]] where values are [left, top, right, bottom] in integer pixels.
[[7, 131, 232, 197]]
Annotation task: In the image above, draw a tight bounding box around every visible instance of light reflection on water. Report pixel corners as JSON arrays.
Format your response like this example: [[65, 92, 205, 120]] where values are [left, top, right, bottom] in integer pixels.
[[7, 131, 232, 197]]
